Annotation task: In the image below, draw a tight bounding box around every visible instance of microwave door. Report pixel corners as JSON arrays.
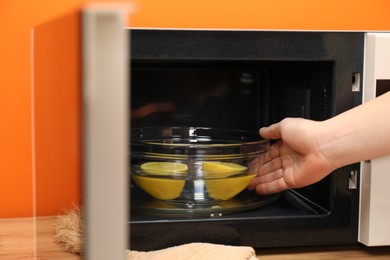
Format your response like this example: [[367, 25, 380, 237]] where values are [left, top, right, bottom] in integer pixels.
[[359, 32, 390, 246], [82, 6, 129, 259]]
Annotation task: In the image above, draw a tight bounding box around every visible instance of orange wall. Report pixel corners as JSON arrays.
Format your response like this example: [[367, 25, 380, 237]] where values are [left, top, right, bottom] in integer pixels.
[[131, 0, 390, 30], [1, 0, 390, 218], [0, 0, 129, 218]]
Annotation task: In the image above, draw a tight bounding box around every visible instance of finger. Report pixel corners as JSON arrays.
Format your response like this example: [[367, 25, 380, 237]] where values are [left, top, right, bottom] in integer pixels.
[[247, 167, 283, 190], [263, 141, 282, 164], [258, 157, 282, 176], [255, 177, 290, 195], [259, 123, 282, 140], [253, 168, 284, 184]]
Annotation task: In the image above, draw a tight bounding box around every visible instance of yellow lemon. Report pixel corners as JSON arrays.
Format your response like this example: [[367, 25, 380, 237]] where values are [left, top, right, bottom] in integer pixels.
[[140, 162, 188, 174], [202, 161, 253, 200], [132, 162, 187, 200], [202, 161, 247, 176], [205, 174, 255, 200]]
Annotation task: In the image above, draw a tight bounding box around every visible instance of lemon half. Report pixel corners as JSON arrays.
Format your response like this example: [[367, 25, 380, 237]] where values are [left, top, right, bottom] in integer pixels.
[[140, 162, 188, 174], [205, 174, 255, 200], [202, 161, 247, 176], [132, 162, 187, 200], [202, 161, 253, 200]]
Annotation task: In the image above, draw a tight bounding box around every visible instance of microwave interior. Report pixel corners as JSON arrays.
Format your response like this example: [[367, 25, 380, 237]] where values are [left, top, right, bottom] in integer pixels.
[[129, 30, 363, 251]]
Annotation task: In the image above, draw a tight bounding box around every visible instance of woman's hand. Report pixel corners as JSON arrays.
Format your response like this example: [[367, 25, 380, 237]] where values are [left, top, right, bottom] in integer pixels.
[[249, 92, 390, 195], [248, 118, 333, 194]]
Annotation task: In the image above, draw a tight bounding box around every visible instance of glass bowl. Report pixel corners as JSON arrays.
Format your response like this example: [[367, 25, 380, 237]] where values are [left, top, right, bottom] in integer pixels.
[[130, 127, 269, 203]]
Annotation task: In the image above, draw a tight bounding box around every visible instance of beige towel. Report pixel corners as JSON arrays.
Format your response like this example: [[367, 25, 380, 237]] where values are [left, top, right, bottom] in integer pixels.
[[55, 208, 258, 259], [128, 242, 258, 260]]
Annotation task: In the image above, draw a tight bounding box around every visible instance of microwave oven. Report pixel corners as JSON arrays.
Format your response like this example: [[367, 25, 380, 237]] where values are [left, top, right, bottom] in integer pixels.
[[33, 7, 390, 259], [127, 29, 390, 251]]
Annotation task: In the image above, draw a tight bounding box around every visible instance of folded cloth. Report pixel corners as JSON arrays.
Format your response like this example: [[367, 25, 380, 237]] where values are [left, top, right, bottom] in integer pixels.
[[128, 242, 258, 260]]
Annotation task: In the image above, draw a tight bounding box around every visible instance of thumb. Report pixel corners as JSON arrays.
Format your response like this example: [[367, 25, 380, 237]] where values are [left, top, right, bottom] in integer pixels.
[[259, 123, 282, 140]]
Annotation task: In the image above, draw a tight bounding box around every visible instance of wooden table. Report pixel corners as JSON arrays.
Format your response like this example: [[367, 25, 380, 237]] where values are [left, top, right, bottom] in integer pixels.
[[2, 216, 390, 259], [0, 216, 79, 259]]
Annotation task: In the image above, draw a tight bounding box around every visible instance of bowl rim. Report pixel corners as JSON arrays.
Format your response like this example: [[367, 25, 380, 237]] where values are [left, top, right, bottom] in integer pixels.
[[130, 126, 270, 148]]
